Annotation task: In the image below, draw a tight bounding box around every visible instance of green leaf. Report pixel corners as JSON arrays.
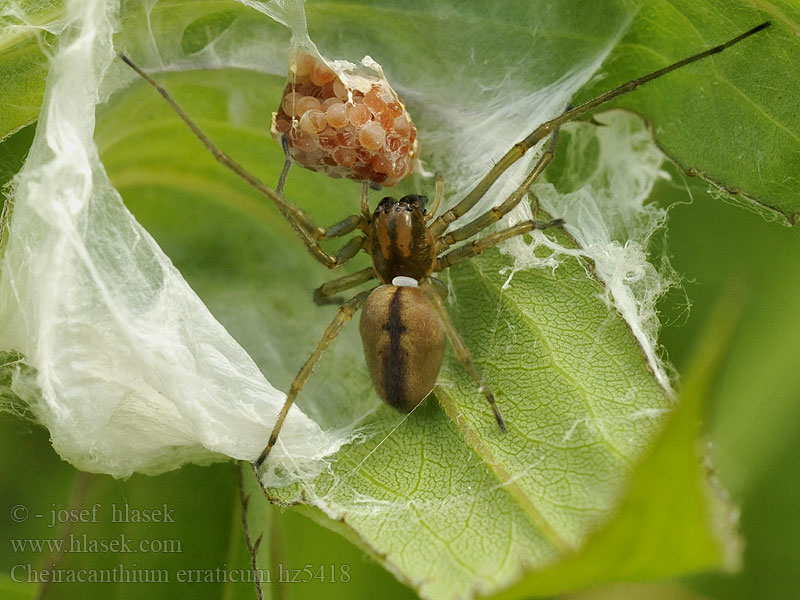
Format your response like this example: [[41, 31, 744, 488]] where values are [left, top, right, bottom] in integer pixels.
[[488, 291, 744, 598], [0, 1, 62, 142], [264, 247, 684, 599], [576, 0, 800, 226]]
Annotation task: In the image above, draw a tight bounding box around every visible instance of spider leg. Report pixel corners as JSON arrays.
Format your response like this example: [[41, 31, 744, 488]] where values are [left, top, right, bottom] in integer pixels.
[[313, 266, 377, 306], [277, 135, 366, 242], [360, 181, 371, 218], [255, 288, 373, 468], [428, 21, 770, 238], [322, 235, 367, 269], [435, 214, 564, 272], [276, 133, 293, 195], [119, 54, 367, 269], [418, 279, 506, 432], [435, 128, 559, 252], [428, 276, 449, 300], [424, 173, 445, 222]]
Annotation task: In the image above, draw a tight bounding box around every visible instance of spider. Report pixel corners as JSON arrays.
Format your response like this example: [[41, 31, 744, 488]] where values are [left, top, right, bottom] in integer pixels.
[[119, 21, 770, 468]]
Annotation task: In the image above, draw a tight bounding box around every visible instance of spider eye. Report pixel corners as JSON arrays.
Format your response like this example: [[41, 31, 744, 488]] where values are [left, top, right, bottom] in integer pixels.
[[399, 194, 427, 212], [376, 197, 397, 213]]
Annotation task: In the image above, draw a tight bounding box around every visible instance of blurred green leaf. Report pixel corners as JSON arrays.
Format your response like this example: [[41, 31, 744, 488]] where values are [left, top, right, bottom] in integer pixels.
[[0, 412, 266, 599], [652, 167, 800, 600], [565, 581, 711, 600], [0, 573, 37, 600], [224, 464, 273, 600]]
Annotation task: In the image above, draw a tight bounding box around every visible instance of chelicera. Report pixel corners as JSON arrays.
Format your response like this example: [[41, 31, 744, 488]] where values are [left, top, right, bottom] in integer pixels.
[[119, 21, 771, 468]]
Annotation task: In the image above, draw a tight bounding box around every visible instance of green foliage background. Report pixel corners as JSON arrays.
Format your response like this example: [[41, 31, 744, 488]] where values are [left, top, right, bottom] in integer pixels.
[[1, 0, 798, 598]]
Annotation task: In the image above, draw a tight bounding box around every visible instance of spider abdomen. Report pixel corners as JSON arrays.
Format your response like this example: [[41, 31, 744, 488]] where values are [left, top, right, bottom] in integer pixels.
[[360, 283, 445, 412]]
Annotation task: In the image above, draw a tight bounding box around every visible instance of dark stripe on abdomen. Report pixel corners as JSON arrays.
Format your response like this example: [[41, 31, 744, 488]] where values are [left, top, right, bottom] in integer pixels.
[[382, 288, 408, 410]]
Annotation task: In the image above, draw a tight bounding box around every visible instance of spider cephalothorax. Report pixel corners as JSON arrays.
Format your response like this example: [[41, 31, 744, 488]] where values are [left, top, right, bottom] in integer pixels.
[[369, 195, 437, 283]]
